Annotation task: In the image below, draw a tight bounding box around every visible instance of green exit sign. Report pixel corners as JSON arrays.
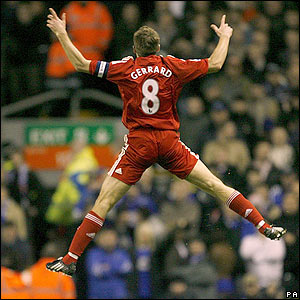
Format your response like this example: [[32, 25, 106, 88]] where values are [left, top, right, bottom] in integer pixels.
[[25, 123, 114, 146]]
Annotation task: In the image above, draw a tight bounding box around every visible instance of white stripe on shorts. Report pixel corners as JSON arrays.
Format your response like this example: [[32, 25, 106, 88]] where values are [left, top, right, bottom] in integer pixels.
[[179, 140, 199, 160], [108, 134, 129, 176]]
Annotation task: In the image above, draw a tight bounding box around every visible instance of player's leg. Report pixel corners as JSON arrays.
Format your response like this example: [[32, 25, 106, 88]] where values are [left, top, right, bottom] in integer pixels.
[[186, 160, 286, 240], [46, 175, 130, 276], [158, 131, 286, 241], [92, 175, 131, 217], [185, 159, 235, 202], [46, 130, 157, 276], [64, 175, 130, 261]]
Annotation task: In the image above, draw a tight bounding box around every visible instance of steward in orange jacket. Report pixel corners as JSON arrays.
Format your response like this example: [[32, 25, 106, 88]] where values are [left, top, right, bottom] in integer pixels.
[[20, 257, 76, 299], [1, 267, 29, 299], [46, 1, 113, 78]]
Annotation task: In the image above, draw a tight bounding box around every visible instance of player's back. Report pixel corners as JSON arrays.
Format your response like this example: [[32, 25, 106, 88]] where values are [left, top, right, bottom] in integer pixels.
[[90, 54, 208, 131]]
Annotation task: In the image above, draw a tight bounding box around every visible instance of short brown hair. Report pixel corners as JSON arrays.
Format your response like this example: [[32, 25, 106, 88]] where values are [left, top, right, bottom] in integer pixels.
[[133, 26, 160, 57]]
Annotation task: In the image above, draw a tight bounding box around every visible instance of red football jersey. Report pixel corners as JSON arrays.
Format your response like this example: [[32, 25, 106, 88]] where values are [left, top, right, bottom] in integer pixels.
[[89, 55, 208, 131]]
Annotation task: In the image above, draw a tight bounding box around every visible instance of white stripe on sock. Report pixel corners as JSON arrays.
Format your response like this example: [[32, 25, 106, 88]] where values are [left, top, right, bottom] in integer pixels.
[[85, 214, 104, 227], [256, 220, 265, 229], [226, 191, 241, 207], [86, 213, 104, 225], [68, 252, 78, 260]]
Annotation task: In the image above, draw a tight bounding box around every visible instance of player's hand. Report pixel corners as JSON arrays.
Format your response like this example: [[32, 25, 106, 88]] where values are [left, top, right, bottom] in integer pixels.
[[210, 15, 233, 38], [46, 8, 67, 36]]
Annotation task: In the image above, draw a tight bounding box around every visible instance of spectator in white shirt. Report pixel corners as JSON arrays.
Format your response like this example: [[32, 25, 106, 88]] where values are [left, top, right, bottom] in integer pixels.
[[239, 229, 286, 288]]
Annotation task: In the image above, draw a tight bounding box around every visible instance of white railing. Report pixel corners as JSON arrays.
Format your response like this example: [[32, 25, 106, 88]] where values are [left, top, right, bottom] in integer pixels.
[[1, 88, 123, 118]]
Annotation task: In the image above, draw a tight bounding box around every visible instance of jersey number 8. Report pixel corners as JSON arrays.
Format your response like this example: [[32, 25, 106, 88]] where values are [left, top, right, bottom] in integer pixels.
[[141, 79, 160, 115]]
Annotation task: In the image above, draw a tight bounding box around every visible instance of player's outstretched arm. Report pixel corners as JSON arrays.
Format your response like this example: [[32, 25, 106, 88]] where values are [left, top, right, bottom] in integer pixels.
[[207, 15, 233, 73], [46, 8, 91, 73]]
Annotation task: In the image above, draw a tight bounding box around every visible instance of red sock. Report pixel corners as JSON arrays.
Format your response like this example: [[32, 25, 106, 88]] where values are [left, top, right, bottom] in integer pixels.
[[226, 191, 271, 234], [62, 211, 104, 264]]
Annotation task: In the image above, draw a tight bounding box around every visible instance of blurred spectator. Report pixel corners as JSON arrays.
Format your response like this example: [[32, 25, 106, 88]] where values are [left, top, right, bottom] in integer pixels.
[[227, 15, 248, 58], [209, 55, 252, 105], [230, 95, 257, 152], [251, 30, 269, 54], [284, 9, 299, 30], [170, 37, 194, 59], [269, 126, 295, 172], [2, 1, 49, 104], [202, 120, 251, 174], [273, 192, 299, 289], [250, 11, 271, 34], [245, 168, 262, 194], [85, 227, 133, 299], [117, 184, 158, 217], [1, 183, 28, 241], [282, 84, 299, 121], [46, 1, 113, 89], [1, 220, 33, 272], [136, 166, 164, 204], [3, 147, 49, 260], [46, 137, 99, 229], [239, 229, 286, 288], [179, 96, 210, 155], [77, 167, 107, 215], [251, 141, 282, 187], [247, 83, 279, 136], [209, 146, 247, 192], [209, 242, 237, 299], [243, 39, 268, 83], [134, 220, 156, 299], [262, 1, 286, 65], [278, 29, 299, 68], [184, 1, 211, 21], [221, 204, 245, 251], [159, 179, 201, 238], [201, 84, 223, 109], [187, 14, 211, 58], [261, 280, 285, 299], [241, 1, 259, 23], [159, 276, 197, 299], [115, 185, 159, 243], [264, 63, 290, 106], [111, 3, 141, 58], [248, 183, 281, 223], [159, 1, 186, 20], [20, 241, 76, 299], [151, 1, 186, 22], [156, 12, 179, 53], [286, 62, 299, 94], [270, 171, 299, 210], [166, 237, 218, 299], [206, 101, 231, 140], [235, 273, 264, 299], [162, 225, 190, 279]]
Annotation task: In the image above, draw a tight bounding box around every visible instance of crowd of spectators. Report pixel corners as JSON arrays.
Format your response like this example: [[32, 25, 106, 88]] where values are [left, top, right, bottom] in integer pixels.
[[1, 1, 299, 299]]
